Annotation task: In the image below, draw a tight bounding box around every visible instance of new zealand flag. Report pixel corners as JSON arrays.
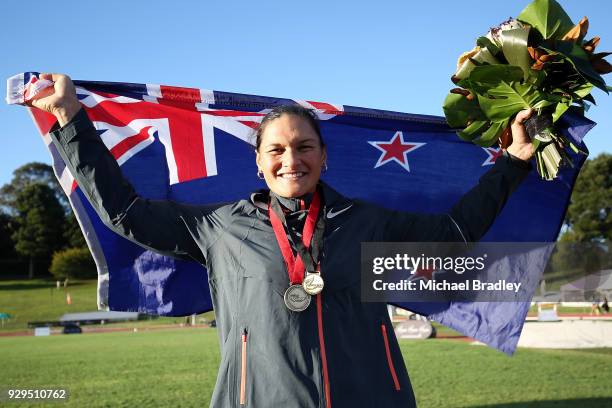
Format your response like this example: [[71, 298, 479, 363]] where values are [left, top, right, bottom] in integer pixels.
[[6, 72, 594, 354]]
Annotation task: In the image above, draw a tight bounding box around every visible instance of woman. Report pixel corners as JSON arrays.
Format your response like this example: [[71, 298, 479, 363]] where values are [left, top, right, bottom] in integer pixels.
[[33, 73, 534, 407]]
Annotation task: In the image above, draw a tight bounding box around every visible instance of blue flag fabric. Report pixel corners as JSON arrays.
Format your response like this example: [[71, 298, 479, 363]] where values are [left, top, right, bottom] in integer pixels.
[[7, 72, 593, 354]]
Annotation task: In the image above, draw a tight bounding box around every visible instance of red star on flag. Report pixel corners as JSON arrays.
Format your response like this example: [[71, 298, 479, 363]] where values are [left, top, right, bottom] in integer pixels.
[[482, 147, 503, 166], [368, 131, 425, 172]]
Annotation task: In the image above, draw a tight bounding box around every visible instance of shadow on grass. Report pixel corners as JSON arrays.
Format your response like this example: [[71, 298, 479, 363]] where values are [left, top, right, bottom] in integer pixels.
[[469, 397, 612, 408], [567, 348, 612, 356], [0, 281, 91, 291]]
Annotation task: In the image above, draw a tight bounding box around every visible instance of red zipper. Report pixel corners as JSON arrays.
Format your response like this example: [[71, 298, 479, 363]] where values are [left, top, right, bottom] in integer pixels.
[[240, 329, 247, 405], [381, 324, 401, 391], [316, 293, 332, 408]]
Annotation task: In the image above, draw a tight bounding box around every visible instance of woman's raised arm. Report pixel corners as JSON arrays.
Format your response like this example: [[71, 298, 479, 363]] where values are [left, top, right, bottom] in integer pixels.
[[383, 109, 535, 243], [31, 73, 229, 264]]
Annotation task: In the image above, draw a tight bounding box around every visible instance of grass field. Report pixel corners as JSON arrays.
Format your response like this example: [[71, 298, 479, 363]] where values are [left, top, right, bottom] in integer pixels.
[[0, 279, 600, 335], [0, 279, 465, 339], [0, 328, 611, 407], [1, 279, 611, 407], [0, 279, 211, 332], [0, 279, 100, 330]]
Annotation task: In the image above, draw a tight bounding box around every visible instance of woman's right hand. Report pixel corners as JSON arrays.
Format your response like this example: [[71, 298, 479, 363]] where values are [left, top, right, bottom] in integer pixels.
[[28, 73, 81, 127]]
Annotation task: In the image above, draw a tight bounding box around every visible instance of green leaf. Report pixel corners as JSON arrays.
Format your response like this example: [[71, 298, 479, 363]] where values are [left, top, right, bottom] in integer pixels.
[[572, 82, 593, 99], [468, 65, 524, 85], [532, 137, 542, 152], [458, 65, 520, 96], [552, 101, 570, 122], [474, 119, 509, 147], [443, 93, 486, 128], [458, 120, 489, 141], [582, 93, 596, 105], [476, 36, 500, 56], [456, 78, 490, 96], [538, 90, 565, 105], [477, 81, 540, 121], [526, 68, 547, 87], [550, 41, 608, 93], [568, 103, 585, 117], [498, 27, 532, 79], [517, 0, 574, 40], [563, 82, 595, 105], [532, 99, 556, 110]]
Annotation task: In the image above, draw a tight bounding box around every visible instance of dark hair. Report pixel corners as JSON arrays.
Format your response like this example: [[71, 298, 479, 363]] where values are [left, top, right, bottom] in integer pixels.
[[254, 105, 324, 151]]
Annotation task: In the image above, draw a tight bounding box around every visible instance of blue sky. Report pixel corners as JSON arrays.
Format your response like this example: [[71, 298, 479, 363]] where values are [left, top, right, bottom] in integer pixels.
[[1, 0, 611, 187]]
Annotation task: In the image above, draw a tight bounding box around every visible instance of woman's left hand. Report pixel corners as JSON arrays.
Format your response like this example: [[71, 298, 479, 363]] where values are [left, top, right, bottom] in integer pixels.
[[506, 109, 535, 161]]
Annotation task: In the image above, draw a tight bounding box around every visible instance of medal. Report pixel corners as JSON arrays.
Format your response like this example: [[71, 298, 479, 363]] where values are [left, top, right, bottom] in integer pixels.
[[269, 189, 326, 312], [284, 284, 311, 312], [303, 272, 324, 295]]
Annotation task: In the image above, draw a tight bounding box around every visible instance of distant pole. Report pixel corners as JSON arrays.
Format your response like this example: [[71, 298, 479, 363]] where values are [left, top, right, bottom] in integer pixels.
[[28, 258, 34, 279]]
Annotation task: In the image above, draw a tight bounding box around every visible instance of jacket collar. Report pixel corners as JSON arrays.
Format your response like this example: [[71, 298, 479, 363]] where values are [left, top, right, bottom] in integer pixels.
[[250, 181, 352, 213], [318, 181, 353, 210]]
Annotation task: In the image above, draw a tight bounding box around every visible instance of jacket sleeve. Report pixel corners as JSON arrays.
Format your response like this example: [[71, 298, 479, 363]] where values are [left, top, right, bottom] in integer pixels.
[[383, 153, 531, 243], [49, 108, 229, 264]]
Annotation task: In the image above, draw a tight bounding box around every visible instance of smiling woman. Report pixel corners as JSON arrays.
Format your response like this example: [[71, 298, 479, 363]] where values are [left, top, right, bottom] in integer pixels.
[[255, 106, 327, 198], [31, 72, 536, 408]]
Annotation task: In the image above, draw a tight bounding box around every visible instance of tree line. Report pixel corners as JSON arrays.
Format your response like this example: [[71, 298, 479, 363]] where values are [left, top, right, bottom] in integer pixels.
[[0, 162, 94, 279], [549, 153, 612, 277], [0, 154, 610, 280]]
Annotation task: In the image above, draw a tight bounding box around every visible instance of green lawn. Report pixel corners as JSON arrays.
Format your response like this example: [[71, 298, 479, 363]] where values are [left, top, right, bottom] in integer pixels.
[[0, 279, 601, 334], [0, 279, 211, 332], [1, 279, 611, 407], [0, 329, 610, 408], [527, 304, 597, 315]]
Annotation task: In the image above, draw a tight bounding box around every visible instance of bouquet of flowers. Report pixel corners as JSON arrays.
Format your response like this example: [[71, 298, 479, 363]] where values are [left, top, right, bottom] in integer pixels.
[[443, 0, 611, 180]]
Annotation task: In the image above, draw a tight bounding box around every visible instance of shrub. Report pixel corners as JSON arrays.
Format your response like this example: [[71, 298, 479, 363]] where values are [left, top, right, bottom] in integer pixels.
[[50, 247, 96, 279]]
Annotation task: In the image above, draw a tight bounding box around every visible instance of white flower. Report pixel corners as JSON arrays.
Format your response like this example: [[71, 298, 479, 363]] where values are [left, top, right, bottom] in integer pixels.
[[454, 46, 500, 80], [486, 18, 526, 48]]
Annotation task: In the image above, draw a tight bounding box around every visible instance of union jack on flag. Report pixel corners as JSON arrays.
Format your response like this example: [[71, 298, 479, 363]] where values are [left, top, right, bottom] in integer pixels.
[[6, 72, 594, 354]]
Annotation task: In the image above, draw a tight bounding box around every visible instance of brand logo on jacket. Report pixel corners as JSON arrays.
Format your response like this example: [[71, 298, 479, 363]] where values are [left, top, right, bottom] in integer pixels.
[[326, 204, 353, 219]]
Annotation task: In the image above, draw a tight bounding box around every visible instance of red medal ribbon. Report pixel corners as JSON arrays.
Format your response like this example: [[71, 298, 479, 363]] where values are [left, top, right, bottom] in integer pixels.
[[269, 190, 321, 285]]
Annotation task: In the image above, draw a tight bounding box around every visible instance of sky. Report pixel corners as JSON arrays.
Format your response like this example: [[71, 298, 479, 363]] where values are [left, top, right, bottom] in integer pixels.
[[1, 0, 611, 187]]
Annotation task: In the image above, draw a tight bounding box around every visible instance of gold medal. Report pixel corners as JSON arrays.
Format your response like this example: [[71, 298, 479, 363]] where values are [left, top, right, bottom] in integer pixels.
[[302, 272, 324, 295], [284, 284, 311, 312]]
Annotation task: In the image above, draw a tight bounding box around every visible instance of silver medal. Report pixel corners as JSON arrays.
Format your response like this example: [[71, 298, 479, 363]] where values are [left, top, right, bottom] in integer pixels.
[[284, 284, 311, 312], [302, 272, 324, 295]]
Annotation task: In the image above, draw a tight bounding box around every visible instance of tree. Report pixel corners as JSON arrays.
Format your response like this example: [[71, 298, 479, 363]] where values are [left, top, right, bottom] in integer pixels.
[[551, 231, 610, 275], [64, 214, 87, 248], [0, 162, 68, 214], [50, 247, 96, 279], [12, 183, 66, 278], [549, 154, 612, 281], [564, 153, 612, 242], [0, 212, 16, 258], [0, 162, 88, 265]]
